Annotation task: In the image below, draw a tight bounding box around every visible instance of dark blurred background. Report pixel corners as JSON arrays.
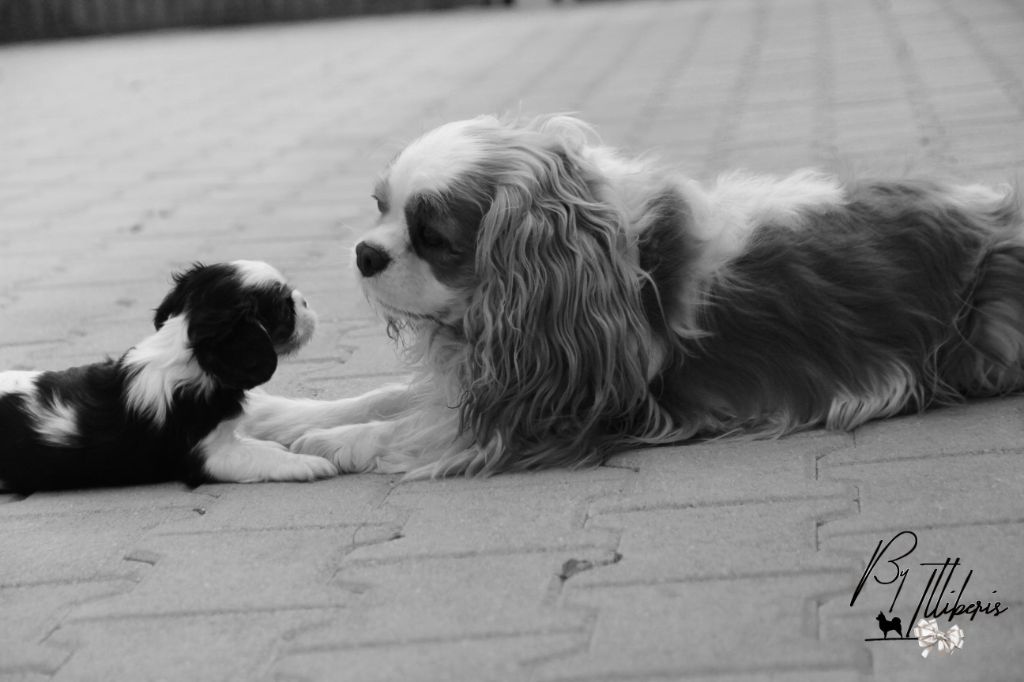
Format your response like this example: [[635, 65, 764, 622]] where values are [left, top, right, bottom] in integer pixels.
[[0, 0, 541, 43]]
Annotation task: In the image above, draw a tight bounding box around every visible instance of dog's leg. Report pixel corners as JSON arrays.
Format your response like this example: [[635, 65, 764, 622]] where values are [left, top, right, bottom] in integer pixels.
[[239, 382, 414, 447], [291, 422, 398, 474], [290, 406, 466, 476], [198, 418, 339, 483]]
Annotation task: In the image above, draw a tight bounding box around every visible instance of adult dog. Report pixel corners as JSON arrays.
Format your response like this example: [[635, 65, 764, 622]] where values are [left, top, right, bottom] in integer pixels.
[[244, 114, 1023, 477]]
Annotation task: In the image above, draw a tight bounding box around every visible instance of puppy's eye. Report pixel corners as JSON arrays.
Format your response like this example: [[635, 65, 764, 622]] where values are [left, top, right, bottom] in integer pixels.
[[420, 224, 449, 250], [373, 195, 388, 214]]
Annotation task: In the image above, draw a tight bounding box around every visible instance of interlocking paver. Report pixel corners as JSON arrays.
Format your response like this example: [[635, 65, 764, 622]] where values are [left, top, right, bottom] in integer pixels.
[[2, 0, 1023, 679]]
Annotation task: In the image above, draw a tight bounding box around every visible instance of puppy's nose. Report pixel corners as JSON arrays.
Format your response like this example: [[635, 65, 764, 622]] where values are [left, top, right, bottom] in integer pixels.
[[355, 242, 392, 277]]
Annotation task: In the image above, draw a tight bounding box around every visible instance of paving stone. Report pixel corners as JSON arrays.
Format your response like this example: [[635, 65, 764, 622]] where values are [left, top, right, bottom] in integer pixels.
[[0, 507, 187, 585], [47, 610, 340, 682], [536, 574, 867, 681], [290, 552, 588, 650], [604, 433, 852, 507], [0, 580, 131, 678], [824, 397, 1024, 466]]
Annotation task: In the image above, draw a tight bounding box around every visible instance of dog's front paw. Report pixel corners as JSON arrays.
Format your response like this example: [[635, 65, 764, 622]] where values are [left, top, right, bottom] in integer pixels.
[[280, 452, 340, 481], [292, 425, 381, 474]]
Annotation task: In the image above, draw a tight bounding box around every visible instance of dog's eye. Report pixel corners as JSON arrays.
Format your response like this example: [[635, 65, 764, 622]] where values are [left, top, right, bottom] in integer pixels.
[[373, 195, 388, 214], [419, 224, 449, 250]]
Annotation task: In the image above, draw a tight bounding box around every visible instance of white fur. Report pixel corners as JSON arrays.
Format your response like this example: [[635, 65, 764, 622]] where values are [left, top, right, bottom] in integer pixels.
[[232, 259, 286, 288], [387, 119, 491, 197], [690, 170, 846, 279], [29, 397, 80, 447], [199, 416, 338, 482], [354, 221, 460, 322], [0, 372, 80, 447], [0, 371, 40, 396], [826, 363, 920, 429], [356, 120, 496, 323], [122, 315, 216, 426], [244, 384, 412, 446]]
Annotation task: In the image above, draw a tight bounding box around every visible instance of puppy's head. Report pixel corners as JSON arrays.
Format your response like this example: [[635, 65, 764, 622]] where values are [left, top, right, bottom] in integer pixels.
[[154, 261, 317, 390]]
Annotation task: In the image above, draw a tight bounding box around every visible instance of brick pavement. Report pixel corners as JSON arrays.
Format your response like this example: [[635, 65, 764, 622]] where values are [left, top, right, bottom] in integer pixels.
[[2, 0, 1024, 680]]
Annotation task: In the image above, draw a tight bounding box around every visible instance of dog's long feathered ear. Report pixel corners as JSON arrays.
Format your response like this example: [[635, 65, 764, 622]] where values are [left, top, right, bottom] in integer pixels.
[[459, 138, 665, 473], [190, 310, 278, 390]]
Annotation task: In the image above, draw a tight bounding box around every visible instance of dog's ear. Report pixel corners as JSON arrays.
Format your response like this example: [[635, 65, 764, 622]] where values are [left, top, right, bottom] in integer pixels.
[[154, 262, 208, 330], [459, 139, 670, 473], [190, 311, 278, 390]]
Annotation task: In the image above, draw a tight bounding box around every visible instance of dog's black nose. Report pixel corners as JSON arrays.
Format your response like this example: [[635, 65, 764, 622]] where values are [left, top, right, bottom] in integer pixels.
[[355, 242, 391, 277]]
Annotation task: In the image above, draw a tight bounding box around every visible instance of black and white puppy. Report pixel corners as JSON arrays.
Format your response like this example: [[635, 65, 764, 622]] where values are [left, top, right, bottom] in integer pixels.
[[0, 260, 334, 493]]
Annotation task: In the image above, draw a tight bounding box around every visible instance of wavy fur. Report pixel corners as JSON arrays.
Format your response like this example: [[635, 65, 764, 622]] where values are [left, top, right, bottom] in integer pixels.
[[249, 114, 1024, 478]]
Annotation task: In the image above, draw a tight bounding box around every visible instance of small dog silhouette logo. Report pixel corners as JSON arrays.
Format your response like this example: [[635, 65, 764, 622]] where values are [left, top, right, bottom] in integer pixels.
[[876, 611, 903, 639]]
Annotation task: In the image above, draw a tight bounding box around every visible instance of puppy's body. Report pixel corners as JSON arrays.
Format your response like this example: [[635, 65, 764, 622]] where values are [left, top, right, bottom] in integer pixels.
[[0, 359, 240, 489], [242, 115, 1023, 477], [0, 261, 333, 493]]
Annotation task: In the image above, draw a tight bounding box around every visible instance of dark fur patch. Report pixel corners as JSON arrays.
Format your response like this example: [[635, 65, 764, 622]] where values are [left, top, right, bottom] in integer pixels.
[[655, 179, 1017, 433], [405, 190, 487, 290], [637, 189, 698, 335]]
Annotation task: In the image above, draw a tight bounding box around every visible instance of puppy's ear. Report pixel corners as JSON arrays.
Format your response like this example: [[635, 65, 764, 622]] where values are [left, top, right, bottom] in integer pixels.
[[459, 141, 670, 473], [154, 262, 207, 330], [190, 312, 278, 390]]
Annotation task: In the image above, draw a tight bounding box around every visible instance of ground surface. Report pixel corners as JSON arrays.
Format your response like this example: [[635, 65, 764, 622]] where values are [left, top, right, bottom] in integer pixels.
[[1, 0, 1023, 680]]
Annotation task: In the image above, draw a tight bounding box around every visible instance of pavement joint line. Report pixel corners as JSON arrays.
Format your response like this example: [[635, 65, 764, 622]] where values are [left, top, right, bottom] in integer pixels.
[[568, 4, 661, 110], [822, 446, 1024, 467], [145, 520, 403, 536], [812, 0, 839, 168], [586, 492, 854, 517], [869, 0, 949, 165], [563, 566, 857, 592], [282, 625, 589, 655], [821, 516, 1024, 539], [0, 574, 139, 590], [624, 5, 714, 149], [338, 541, 622, 568], [703, 0, 770, 176], [535, 659, 865, 682], [496, 16, 600, 113], [815, 501, 862, 551], [937, 0, 1024, 116], [55, 604, 353, 626]]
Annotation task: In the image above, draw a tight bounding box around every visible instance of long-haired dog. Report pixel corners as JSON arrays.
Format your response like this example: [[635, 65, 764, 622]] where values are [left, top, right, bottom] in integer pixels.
[[0, 261, 335, 493], [242, 114, 1023, 478]]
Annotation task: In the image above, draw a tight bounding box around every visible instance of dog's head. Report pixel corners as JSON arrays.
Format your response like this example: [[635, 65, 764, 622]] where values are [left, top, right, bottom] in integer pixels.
[[354, 115, 662, 470], [154, 261, 317, 390], [355, 114, 631, 325]]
